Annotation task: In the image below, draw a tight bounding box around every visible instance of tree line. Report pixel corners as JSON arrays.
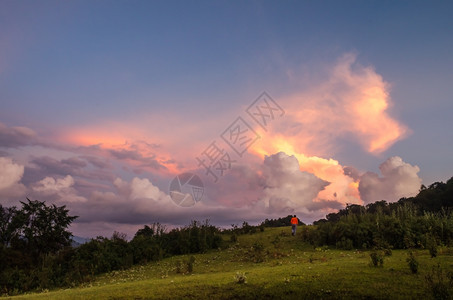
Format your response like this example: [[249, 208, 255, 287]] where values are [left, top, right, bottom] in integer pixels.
[[0, 200, 222, 295], [302, 177, 453, 250]]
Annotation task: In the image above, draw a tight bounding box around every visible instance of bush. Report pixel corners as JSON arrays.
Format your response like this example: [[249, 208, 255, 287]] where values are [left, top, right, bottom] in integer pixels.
[[426, 235, 438, 258], [369, 250, 384, 267], [406, 251, 419, 274], [230, 234, 238, 243], [175, 260, 183, 274], [383, 248, 393, 256], [271, 235, 281, 249], [336, 238, 353, 250], [234, 271, 247, 284], [251, 242, 265, 263], [187, 256, 195, 273], [425, 264, 453, 300]]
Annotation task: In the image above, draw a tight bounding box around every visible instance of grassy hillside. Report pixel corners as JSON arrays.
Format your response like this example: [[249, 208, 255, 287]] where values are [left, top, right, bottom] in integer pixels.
[[6, 227, 453, 299]]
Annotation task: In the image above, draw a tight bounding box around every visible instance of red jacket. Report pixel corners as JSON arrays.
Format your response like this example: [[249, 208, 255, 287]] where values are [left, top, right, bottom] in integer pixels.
[[291, 217, 298, 225]]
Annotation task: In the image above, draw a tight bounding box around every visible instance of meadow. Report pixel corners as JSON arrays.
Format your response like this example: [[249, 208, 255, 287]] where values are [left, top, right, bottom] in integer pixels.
[[6, 227, 453, 300]]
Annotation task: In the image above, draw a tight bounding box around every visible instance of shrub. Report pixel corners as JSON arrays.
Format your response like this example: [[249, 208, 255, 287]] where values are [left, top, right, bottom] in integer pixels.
[[426, 235, 438, 258], [234, 271, 247, 284], [251, 242, 265, 263], [271, 236, 281, 249], [384, 248, 393, 256], [369, 250, 384, 267], [230, 234, 238, 243], [186, 256, 195, 273], [425, 264, 453, 300], [406, 251, 419, 274], [175, 260, 182, 274], [336, 238, 353, 250]]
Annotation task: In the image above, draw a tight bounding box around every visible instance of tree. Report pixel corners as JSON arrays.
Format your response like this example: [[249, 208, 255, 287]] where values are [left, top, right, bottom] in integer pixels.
[[13, 198, 78, 260], [0, 205, 22, 247]]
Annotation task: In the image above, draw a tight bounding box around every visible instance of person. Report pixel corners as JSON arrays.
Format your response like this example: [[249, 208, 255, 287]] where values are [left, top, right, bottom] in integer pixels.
[[291, 215, 298, 236]]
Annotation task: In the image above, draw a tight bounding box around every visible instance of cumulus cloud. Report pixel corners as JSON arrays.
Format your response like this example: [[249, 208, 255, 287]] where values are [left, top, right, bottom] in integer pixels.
[[261, 152, 328, 208], [71, 176, 258, 232], [0, 157, 26, 200], [197, 151, 360, 223], [247, 53, 408, 213], [203, 163, 264, 208], [114, 177, 169, 203], [257, 152, 334, 218], [33, 175, 75, 194], [31, 175, 87, 203], [0, 157, 24, 190], [252, 53, 408, 157], [359, 156, 422, 204]]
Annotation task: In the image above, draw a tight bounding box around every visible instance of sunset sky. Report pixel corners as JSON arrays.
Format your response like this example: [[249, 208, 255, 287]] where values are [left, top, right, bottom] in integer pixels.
[[1, 1, 452, 238]]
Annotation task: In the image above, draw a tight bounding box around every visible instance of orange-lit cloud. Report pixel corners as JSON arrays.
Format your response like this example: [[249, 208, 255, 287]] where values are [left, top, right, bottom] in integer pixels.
[[249, 53, 409, 206], [276, 53, 408, 155], [59, 122, 148, 148], [251, 141, 361, 207], [54, 110, 230, 177], [56, 124, 178, 175]]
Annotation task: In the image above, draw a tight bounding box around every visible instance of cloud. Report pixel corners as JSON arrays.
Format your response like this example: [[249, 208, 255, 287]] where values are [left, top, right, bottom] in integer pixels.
[[0, 157, 24, 190], [30, 156, 86, 175], [0, 157, 26, 200], [79, 155, 111, 169], [114, 177, 169, 204], [258, 152, 331, 214], [33, 175, 75, 194], [71, 177, 216, 227], [253, 53, 408, 158], [203, 162, 264, 208], [23, 155, 115, 187], [196, 151, 361, 224], [246, 53, 408, 212], [0, 122, 37, 148], [109, 148, 166, 171], [358, 156, 422, 204], [31, 175, 87, 203]]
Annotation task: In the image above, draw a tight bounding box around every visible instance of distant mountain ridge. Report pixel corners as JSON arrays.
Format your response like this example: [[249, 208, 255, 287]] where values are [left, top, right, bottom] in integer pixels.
[[71, 235, 90, 247]]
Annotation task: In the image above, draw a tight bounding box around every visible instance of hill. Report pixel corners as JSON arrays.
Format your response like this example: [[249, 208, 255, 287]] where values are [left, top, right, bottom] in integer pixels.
[[7, 227, 453, 299]]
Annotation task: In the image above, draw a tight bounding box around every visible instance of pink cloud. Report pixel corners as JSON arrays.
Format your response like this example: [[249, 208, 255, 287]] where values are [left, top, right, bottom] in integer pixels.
[[359, 156, 422, 204]]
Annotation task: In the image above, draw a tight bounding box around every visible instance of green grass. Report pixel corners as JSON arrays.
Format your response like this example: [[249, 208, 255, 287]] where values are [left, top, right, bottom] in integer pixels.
[[6, 227, 453, 299]]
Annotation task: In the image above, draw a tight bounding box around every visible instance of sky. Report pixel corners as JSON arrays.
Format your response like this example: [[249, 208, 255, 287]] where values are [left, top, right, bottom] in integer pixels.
[[1, 1, 452, 238]]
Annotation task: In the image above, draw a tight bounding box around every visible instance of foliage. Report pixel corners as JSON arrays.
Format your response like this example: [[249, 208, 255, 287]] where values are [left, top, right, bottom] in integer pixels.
[[426, 234, 438, 258], [425, 264, 453, 300], [0, 199, 77, 294], [234, 271, 247, 284], [305, 177, 453, 250], [186, 256, 195, 273], [7, 231, 453, 300], [0, 202, 222, 294], [406, 251, 419, 274], [369, 250, 384, 267], [250, 242, 266, 263]]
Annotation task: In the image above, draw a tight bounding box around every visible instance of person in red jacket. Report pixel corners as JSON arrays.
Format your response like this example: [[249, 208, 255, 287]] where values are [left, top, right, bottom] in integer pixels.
[[291, 215, 298, 236]]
